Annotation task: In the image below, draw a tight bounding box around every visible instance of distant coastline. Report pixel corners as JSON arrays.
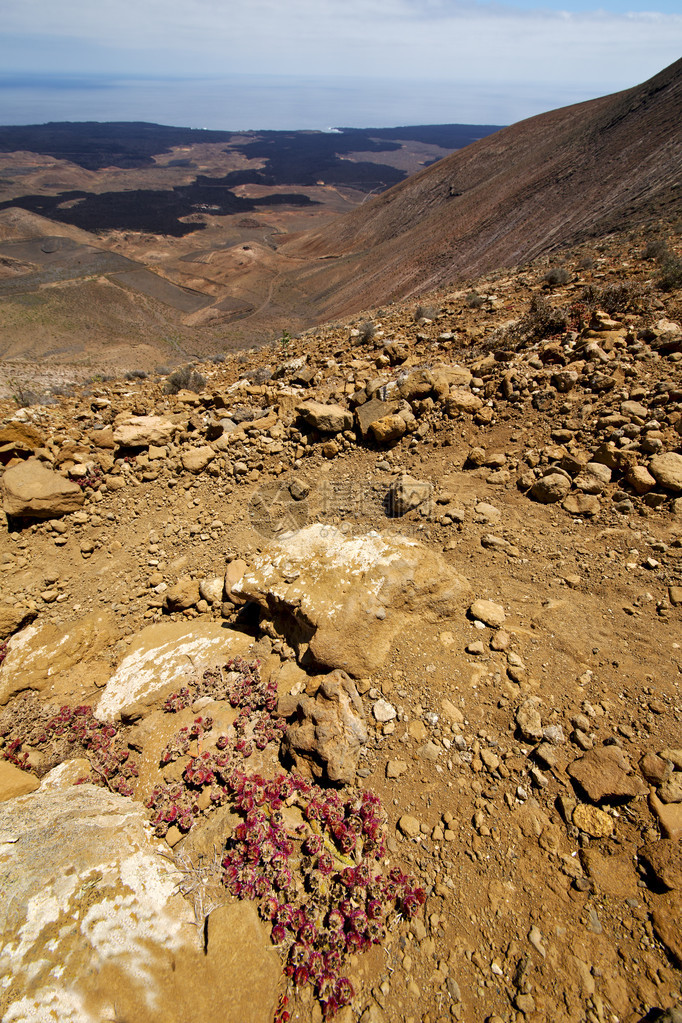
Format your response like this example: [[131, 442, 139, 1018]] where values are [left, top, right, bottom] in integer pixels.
[[0, 72, 596, 131]]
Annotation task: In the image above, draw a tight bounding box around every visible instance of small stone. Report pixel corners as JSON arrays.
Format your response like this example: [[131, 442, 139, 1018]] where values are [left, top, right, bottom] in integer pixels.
[[408, 719, 428, 742], [398, 815, 421, 839], [651, 892, 682, 966], [572, 804, 614, 838], [640, 752, 671, 786], [516, 698, 543, 743], [658, 775, 682, 804], [490, 629, 510, 651], [480, 749, 500, 772], [469, 599, 506, 628], [373, 699, 397, 723], [386, 760, 408, 779], [567, 745, 647, 802], [529, 473, 570, 504], [515, 993, 535, 1015], [638, 839, 682, 890]]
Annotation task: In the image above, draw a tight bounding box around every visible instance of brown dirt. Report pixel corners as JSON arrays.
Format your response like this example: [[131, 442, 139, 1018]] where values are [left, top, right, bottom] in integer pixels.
[[0, 228, 681, 1023]]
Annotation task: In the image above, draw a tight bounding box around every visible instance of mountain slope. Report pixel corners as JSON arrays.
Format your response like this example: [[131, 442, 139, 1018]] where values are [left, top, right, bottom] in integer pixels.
[[281, 58, 682, 316]]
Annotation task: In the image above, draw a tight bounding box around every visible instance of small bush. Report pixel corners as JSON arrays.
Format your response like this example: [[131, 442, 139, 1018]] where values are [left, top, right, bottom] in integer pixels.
[[358, 320, 376, 343], [155, 365, 172, 376], [414, 303, 438, 321], [644, 238, 670, 261], [543, 267, 570, 288], [124, 369, 148, 381], [163, 364, 207, 395], [515, 294, 567, 344], [578, 256, 595, 270], [211, 353, 226, 364], [657, 254, 682, 292], [465, 291, 485, 309]]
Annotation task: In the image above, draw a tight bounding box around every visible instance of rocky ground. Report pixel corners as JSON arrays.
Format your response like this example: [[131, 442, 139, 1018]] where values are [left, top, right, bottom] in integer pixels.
[[0, 230, 681, 1023]]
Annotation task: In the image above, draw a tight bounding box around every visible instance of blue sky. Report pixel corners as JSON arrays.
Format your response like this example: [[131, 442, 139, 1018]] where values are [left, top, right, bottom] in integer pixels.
[[0, 0, 680, 126]]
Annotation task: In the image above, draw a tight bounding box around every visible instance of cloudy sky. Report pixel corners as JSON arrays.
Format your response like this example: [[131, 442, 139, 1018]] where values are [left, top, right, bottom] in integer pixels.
[[0, 0, 680, 127]]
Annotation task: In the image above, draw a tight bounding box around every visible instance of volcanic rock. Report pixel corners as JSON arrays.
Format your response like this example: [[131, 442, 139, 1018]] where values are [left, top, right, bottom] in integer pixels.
[[1, 459, 85, 519], [282, 669, 368, 784], [567, 745, 648, 802], [231, 524, 469, 677]]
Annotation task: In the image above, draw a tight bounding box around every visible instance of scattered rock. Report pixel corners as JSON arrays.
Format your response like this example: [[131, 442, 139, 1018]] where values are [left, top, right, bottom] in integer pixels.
[[387, 473, 432, 516], [567, 745, 648, 802], [516, 698, 543, 743], [529, 473, 571, 504], [649, 452, 682, 493], [297, 400, 352, 434], [113, 414, 177, 448], [1, 459, 85, 519], [469, 598, 506, 628], [398, 814, 421, 838], [638, 839, 682, 890], [282, 670, 368, 784], [572, 803, 614, 838]]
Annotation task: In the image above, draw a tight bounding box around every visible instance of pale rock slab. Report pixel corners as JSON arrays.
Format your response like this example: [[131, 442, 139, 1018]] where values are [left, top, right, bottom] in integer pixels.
[[0, 784, 279, 1023], [231, 525, 470, 677], [1, 459, 84, 519], [113, 415, 178, 448], [0, 613, 119, 706], [96, 621, 253, 722]]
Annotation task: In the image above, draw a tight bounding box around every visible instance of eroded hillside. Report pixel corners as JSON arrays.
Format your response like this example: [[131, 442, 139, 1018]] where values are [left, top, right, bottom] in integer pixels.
[[0, 231, 681, 1023]]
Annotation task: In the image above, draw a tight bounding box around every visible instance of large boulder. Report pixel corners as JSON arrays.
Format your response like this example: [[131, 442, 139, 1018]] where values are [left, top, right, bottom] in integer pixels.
[[649, 452, 682, 493], [95, 621, 254, 722], [0, 784, 280, 1023], [113, 415, 177, 448], [0, 612, 119, 706], [231, 524, 470, 677], [296, 400, 352, 434], [1, 459, 84, 519]]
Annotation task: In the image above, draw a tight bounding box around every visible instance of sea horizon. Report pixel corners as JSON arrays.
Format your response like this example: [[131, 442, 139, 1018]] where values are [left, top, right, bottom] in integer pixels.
[[0, 72, 601, 132]]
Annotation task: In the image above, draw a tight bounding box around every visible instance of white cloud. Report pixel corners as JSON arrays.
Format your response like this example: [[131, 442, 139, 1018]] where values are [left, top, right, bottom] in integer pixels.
[[1, 0, 681, 98]]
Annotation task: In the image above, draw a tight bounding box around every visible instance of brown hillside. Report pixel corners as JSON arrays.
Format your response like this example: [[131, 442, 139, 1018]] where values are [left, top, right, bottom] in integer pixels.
[[282, 58, 682, 317]]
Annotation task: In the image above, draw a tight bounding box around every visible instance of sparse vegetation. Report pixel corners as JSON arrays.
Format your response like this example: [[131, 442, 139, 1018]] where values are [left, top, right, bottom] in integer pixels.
[[543, 266, 570, 288], [465, 291, 485, 309], [644, 237, 670, 261], [162, 363, 207, 395], [413, 303, 438, 321], [124, 369, 148, 381], [506, 294, 567, 347], [357, 321, 376, 343], [657, 252, 682, 292]]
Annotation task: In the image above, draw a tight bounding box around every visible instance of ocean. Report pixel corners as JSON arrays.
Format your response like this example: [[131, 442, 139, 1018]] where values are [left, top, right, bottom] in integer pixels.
[[0, 73, 596, 131]]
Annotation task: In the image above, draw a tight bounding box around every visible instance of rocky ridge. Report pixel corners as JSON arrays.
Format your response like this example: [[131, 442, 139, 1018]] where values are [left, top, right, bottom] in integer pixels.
[[0, 230, 681, 1023]]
